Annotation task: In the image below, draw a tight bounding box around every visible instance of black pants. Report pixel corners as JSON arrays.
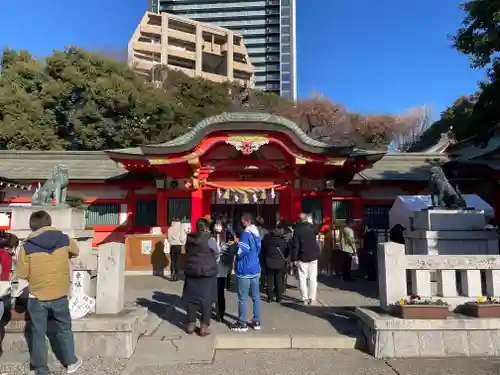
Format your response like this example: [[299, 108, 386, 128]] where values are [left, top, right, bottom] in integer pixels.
[[216, 277, 226, 318], [266, 268, 284, 301], [184, 277, 215, 326], [226, 272, 231, 290], [341, 252, 353, 280], [170, 245, 182, 277]]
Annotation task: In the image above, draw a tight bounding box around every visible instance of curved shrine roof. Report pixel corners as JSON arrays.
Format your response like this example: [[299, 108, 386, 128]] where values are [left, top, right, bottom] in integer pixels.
[[0, 151, 447, 182], [105, 112, 383, 158]]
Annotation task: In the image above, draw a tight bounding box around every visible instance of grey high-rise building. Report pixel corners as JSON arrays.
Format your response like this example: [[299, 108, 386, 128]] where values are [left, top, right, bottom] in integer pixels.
[[149, 0, 296, 100]]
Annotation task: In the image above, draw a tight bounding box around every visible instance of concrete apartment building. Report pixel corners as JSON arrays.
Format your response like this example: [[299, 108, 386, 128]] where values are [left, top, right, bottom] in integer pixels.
[[148, 0, 297, 100], [129, 12, 254, 87]]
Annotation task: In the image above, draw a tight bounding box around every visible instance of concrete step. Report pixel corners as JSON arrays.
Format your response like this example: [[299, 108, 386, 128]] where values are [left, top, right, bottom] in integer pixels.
[[214, 333, 366, 350]]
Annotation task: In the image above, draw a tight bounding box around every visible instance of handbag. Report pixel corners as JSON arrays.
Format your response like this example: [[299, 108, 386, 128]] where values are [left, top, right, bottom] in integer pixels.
[[220, 241, 236, 267], [351, 253, 359, 271]]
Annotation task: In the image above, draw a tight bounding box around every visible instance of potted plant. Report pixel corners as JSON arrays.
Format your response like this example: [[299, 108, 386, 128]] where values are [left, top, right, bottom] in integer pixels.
[[66, 193, 87, 209], [462, 297, 500, 318], [393, 295, 449, 319]]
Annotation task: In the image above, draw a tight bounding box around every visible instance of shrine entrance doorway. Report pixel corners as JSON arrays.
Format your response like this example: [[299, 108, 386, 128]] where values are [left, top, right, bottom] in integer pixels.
[[211, 203, 280, 230]]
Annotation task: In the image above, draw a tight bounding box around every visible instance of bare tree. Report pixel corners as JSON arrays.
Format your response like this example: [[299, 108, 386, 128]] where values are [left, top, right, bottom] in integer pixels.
[[390, 105, 433, 152]]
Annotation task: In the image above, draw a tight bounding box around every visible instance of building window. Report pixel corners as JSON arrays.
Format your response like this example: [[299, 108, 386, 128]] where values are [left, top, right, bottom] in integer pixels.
[[282, 82, 291, 90], [281, 17, 290, 26], [332, 200, 352, 223], [281, 63, 290, 72], [86, 203, 120, 226], [301, 197, 323, 225], [281, 35, 291, 44], [281, 73, 291, 82], [167, 198, 191, 224], [364, 205, 391, 242], [135, 199, 157, 227], [281, 54, 290, 63], [281, 45, 291, 54]]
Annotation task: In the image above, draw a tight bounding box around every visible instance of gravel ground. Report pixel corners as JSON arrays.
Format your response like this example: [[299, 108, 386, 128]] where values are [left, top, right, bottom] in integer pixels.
[[3, 350, 500, 374], [130, 350, 396, 375], [0, 357, 128, 375]]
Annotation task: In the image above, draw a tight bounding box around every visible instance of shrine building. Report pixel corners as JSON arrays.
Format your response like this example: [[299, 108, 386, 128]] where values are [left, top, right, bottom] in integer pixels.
[[0, 112, 478, 256]]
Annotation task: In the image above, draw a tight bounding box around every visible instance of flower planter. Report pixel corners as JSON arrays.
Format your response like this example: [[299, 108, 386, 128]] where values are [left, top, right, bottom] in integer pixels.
[[463, 303, 500, 318], [395, 305, 449, 319]]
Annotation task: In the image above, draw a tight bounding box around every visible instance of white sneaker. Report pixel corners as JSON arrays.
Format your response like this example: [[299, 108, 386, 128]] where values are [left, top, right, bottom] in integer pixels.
[[301, 299, 309, 305], [67, 356, 83, 374]]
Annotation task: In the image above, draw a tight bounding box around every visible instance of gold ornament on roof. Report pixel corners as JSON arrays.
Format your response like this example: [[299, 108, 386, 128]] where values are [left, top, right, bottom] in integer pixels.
[[226, 136, 269, 155]]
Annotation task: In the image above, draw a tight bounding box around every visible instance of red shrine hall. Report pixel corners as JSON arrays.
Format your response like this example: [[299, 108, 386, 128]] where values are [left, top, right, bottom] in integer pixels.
[[105, 112, 386, 231]]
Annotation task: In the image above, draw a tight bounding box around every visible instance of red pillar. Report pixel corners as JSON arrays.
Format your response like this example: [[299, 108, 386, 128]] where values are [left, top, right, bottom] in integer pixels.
[[191, 189, 203, 230], [352, 197, 364, 234], [156, 190, 167, 229], [290, 187, 302, 222], [322, 193, 332, 231], [125, 190, 136, 232], [202, 190, 212, 220]]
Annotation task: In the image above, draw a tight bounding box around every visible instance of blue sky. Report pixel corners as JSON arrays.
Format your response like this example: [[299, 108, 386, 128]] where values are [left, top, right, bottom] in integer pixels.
[[0, 0, 485, 118]]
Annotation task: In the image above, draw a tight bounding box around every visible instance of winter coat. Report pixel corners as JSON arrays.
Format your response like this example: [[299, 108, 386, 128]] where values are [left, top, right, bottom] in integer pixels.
[[291, 222, 320, 263], [183, 232, 217, 278], [261, 231, 289, 270]]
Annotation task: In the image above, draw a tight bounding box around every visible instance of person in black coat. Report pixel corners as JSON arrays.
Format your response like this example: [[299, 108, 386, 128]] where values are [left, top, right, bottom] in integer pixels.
[[261, 226, 289, 303], [182, 218, 218, 336], [360, 226, 378, 281]]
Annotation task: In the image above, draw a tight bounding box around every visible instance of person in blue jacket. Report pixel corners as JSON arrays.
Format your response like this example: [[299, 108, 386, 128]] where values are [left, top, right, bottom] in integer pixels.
[[230, 212, 262, 332]]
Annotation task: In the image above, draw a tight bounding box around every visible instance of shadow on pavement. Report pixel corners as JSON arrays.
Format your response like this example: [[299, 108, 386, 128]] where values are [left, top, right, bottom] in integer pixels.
[[318, 274, 379, 300], [136, 291, 188, 333]]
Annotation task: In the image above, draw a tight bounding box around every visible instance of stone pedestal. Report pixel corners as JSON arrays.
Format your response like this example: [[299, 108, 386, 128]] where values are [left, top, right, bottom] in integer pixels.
[[10, 206, 96, 270], [96, 242, 125, 314], [405, 209, 498, 255]]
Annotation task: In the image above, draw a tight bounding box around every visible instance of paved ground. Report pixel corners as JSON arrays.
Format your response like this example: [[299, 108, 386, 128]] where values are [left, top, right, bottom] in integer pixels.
[[126, 274, 378, 337]]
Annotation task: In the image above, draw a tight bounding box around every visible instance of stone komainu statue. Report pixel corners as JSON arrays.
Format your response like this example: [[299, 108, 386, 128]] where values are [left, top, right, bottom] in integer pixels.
[[428, 165, 467, 209], [31, 164, 69, 206]]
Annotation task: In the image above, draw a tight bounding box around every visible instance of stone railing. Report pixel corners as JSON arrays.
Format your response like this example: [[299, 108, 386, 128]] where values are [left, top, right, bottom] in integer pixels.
[[379, 242, 500, 309]]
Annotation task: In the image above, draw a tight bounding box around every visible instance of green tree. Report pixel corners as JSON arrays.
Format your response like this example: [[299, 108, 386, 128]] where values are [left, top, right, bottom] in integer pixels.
[[453, 0, 500, 69], [0, 49, 62, 149], [0, 47, 175, 150], [451, 0, 500, 145]]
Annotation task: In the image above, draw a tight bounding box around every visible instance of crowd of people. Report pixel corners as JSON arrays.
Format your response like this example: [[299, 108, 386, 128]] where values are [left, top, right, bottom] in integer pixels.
[[0, 209, 380, 373], [177, 211, 379, 337]]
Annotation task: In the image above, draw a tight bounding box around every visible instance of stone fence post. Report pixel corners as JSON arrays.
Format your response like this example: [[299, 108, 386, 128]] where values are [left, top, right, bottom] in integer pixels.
[[96, 242, 126, 314], [378, 242, 407, 310]]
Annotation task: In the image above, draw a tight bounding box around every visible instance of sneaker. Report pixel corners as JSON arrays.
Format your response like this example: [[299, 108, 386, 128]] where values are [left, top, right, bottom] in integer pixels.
[[252, 322, 261, 331], [309, 300, 319, 306], [230, 322, 248, 332], [67, 356, 83, 374], [302, 299, 310, 305]]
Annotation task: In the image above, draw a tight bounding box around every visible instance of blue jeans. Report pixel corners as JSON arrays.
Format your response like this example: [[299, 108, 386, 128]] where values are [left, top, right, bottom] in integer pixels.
[[237, 275, 261, 325], [27, 297, 77, 375], [0, 300, 4, 320]]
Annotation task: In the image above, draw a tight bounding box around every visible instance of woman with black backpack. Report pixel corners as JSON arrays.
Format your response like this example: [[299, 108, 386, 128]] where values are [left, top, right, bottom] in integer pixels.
[[261, 224, 289, 303]]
